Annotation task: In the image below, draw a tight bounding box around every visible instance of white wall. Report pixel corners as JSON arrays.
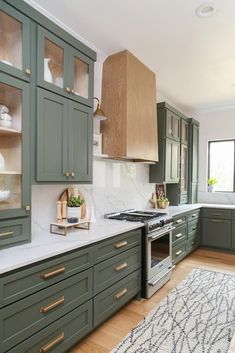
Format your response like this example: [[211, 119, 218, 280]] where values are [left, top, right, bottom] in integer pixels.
[[196, 105, 235, 204]]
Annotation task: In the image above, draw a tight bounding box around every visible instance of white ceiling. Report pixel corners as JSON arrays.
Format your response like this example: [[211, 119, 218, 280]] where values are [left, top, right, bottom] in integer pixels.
[[26, 0, 235, 112]]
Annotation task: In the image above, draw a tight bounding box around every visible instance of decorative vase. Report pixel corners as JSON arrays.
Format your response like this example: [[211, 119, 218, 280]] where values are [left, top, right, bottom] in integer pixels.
[[44, 58, 53, 83], [208, 185, 214, 192], [67, 206, 81, 221], [0, 153, 5, 171]]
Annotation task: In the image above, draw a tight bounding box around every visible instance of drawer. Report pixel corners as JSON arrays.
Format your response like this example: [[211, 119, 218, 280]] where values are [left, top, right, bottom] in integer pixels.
[[232, 210, 235, 220], [180, 194, 188, 205], [173, 214, 187, 228], [172, 225, 187, 245], [93, 229, 142, 264], [188, 219, 200, 236], [187, 233, 200, 253], [0, 246, 93, 308], [201, 208, 231, 220], [0, 217, 30, 250], [0, 269, 92, 352], [187, 209, 200, 223], [172, 241, 187, 265], [94, 245, 141, 295], [94, 269, 141, 327], [8, 300, 92, 353]]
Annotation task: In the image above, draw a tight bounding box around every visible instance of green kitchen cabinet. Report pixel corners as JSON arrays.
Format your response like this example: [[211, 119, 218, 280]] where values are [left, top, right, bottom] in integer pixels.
[[0, 2, 31, 82], [181, 118, 189, 145], [165, 139, 180, 183], [232, 221, 235, 249], [201, 218, 231, 249], [37, 26, 94, 107], [37, 88, 92, 182], [188, 119, 199, 203], [166, 109, 180, 142], [180, 143, 188, 202], [0, 73, 31, 248]]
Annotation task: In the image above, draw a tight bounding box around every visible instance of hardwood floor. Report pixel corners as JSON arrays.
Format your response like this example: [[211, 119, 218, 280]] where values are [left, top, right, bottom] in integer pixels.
[[69, 248, 235, 353]]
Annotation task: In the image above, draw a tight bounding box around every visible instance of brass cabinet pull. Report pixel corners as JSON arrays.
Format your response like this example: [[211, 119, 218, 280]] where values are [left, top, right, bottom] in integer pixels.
[[175, 233, 182, 238], [70, 172, 75, 177], [40, 296, 65, 313], [25, 205, 31, 211], [192, 241, 195, 245], [64, 172, 70, 177], [192, 214, 197, 218], [176, 219, 184, 224], [25, 68, 31, 75], [41, 267, 65, 280], [115, 262, 128, 272], [115, 288, 128, 300], [0, 231, 14, 238], [176, 250, 182, 256], [40, 332, 64, 353], [212, 213, 221, 216], [192, 226, 197, 230], [211, 219, 223, 223], [114, 241, 128, 249], [65, 87, 71, 93], [71, 89, 75, 94]]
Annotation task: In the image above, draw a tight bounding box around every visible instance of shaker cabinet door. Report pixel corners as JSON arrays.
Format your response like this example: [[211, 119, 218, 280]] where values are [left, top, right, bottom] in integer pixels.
[[165, 139, 180, 183], [68, 102, 93, 182], [36, 88, 69, 182], [166, 110, 180, 141], [201, 218, 231, 249], [0, 2, 31, 82]]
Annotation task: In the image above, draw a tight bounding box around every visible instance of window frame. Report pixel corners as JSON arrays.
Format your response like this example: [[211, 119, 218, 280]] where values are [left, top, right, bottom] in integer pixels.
[[208, 139, 235, 193]]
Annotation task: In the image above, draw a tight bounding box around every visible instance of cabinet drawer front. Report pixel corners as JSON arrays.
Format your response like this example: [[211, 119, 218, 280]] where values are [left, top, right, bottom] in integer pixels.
[[7, 300, 92, 353], [94, 270, 141, 327], [172, 241, 187, 265], [0, 218, 30, 250], [180, 194, 188, 205], [201, 208, 231, 220], [187, 209, 200, 223], [232, 211, 235, 220], [0, 269, 92, 352], [172, 225, 187, 245], [188, 219, 200, 236], [93, 229, 142, 264], [94, 246, 141, 295], [173, 214, 187, 228], [0, 247, 93, 308], [201, 218, 231, 249], [187, 233, 200, 253]]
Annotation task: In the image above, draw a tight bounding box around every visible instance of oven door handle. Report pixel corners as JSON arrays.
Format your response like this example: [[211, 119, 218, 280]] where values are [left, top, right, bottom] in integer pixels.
[[149, 227, 175, 240], [149, 266, 175, 286]]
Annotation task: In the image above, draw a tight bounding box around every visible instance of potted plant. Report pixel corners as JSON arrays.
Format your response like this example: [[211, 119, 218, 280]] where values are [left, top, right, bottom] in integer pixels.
[[157, 196, 169, 209], [207, 177, 217, 192], [67, 195, 84, 220]]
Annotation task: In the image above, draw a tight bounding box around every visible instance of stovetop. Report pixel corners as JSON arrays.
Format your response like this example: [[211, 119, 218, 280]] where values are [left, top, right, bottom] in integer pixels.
[[104, 209, 173, 233]]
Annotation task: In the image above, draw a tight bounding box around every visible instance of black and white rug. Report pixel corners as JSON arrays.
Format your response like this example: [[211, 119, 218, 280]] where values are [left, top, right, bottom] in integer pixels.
[[111, 268, 235, 353]]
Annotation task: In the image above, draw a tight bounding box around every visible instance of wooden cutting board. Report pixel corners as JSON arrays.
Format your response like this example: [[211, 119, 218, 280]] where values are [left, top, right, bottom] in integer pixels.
[[59, 187, 87, 219]]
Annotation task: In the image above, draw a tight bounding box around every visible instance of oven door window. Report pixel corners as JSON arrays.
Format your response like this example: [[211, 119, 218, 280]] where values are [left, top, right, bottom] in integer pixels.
[[151, 233, 169, 267]]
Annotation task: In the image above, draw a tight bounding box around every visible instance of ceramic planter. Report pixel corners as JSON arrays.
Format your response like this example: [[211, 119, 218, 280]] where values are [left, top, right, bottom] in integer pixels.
[[208, 185, 214, 192], [67, 206, 81, 220], [157, 200, 169, 209]]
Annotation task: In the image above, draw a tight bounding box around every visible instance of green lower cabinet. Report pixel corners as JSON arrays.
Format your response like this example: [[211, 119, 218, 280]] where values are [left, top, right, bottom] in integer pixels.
[[0, 217, 30, 250], [172, 225, 187, 246], [7, 300, 93, 353], [172, 241, 187, 265], [0, 269, 92, 352], [232, 221, 235, 249], [37, 88, 93, 183], [201, 218, 231, 249], [94, 269, 141, 328], [187, 232, 200, 253]]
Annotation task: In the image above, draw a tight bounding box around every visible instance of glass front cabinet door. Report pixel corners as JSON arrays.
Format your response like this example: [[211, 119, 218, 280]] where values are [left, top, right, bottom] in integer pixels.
[[0, 73, 30, 220], [37, 26, 93, 106], [0, 2, 31, 82]]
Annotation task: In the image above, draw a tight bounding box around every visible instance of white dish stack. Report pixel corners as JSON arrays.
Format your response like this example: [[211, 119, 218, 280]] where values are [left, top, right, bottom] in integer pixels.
[[0, 105, 12, 128]]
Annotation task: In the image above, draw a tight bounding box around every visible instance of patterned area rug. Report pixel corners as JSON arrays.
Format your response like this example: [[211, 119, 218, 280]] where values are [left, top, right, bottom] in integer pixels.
[[111, 268, 235, 353]]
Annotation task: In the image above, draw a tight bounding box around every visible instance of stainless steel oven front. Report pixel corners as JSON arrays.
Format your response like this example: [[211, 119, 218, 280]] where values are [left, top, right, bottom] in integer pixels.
[[145, 226, 174, 298]]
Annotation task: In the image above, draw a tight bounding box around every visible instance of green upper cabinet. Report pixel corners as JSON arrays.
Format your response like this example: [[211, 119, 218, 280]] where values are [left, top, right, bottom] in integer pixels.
[[37, 88, 92, 182], [37, 26, 94, 107], [180, 144, 188, 194], [165, 139, 180, 183], [181, 118, 189, 145], [0, 73, 30, 220], [188, 119, 199, 203], [0, 2, 31, 82], [166, 109, 180, 142]]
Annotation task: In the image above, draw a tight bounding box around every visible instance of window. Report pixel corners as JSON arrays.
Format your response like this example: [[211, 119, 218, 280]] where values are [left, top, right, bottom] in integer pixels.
[[208, 140, 235, 192]]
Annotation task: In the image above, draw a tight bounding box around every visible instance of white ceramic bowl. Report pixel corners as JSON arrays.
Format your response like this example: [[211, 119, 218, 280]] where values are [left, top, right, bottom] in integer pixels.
[[0, 120, 12, 128], [0, 190, 10, 201]]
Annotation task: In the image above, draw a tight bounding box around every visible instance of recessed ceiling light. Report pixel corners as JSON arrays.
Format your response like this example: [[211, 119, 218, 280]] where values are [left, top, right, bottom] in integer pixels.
[[196, 3, 216, 18]]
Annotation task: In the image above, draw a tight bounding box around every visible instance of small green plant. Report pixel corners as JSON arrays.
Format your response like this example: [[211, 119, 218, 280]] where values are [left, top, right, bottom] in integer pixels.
[[67, 195, 84, 207], [208, 177, 217, 186], [157, 195, 168, 202]]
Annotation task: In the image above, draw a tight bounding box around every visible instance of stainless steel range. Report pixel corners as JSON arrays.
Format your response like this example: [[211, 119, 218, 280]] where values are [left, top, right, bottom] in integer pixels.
[[105, 209, 175, 298]]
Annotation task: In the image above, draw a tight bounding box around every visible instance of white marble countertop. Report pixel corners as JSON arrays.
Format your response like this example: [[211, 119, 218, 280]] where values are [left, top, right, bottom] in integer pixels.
[[1, 203, 235, 275]]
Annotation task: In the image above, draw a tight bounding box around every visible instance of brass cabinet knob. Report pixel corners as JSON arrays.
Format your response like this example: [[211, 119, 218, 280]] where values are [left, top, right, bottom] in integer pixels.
[[71, 89, 75, 94], [71, 172, 75, 177], [65, 87, 71, 93], [64, 172, 70, 177], [25, 68, 31, 75], [25, 205, 31, 211]]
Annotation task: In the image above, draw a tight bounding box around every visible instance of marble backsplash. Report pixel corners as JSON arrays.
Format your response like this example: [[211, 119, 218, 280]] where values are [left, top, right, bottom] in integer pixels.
[[32, 160, 155, 233], [198, 191, 235, 205]]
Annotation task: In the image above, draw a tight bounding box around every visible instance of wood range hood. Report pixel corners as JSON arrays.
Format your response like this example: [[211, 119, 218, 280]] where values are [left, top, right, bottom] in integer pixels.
[[100, 50, 158, 163]]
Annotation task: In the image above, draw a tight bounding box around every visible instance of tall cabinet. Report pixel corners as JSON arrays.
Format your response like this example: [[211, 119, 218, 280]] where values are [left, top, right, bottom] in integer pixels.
[[188, 118, 199, 203], [0, 3, 31, 249]]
